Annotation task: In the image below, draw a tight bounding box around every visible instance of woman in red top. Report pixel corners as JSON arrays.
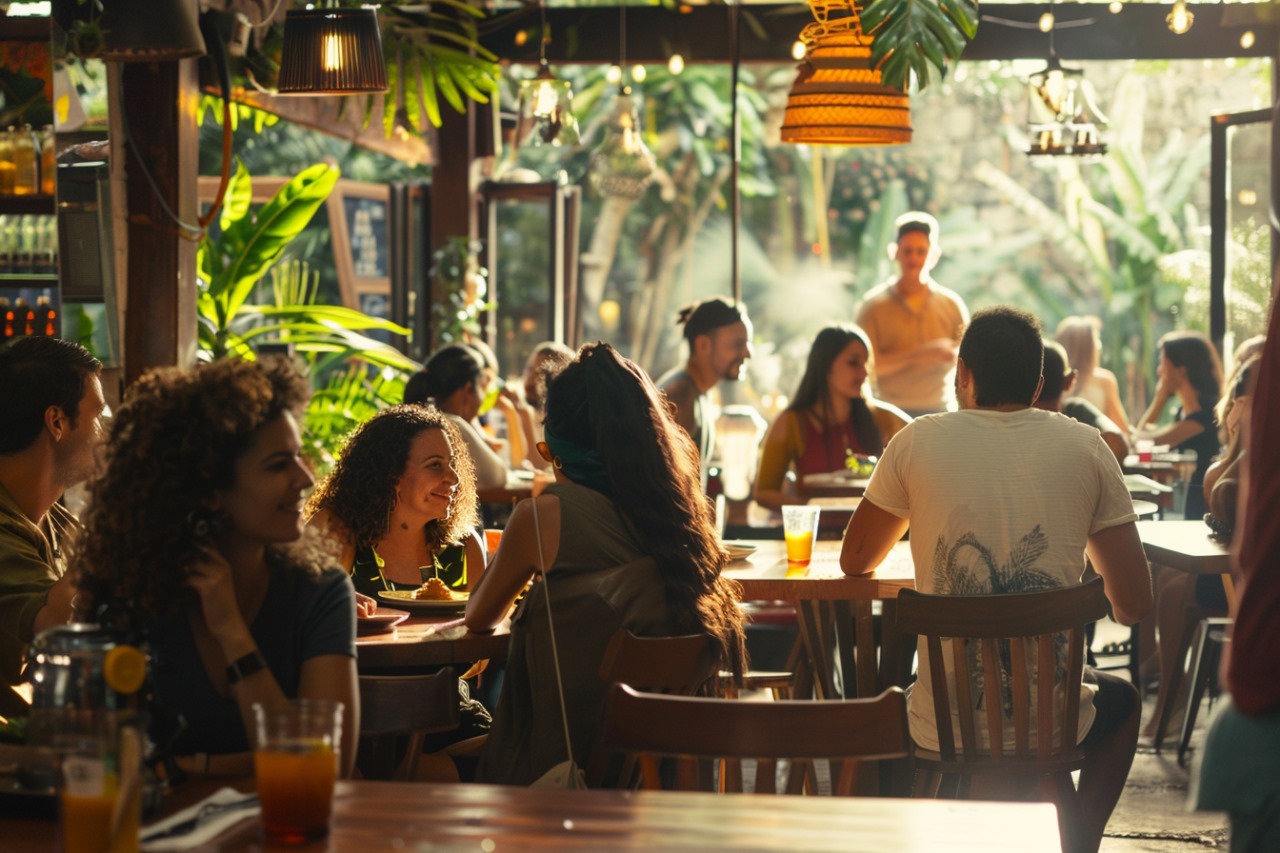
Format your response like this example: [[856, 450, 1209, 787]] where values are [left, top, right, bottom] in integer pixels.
[[755, 324, 910, 512]]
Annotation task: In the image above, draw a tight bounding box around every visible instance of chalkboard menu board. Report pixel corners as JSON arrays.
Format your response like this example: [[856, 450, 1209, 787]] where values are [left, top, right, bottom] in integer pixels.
[[343, 196, 388, 279]]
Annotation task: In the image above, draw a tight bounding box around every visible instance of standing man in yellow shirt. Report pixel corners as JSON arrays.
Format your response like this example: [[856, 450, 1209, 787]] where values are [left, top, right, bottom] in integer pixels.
[[856, 212, 969, 417]]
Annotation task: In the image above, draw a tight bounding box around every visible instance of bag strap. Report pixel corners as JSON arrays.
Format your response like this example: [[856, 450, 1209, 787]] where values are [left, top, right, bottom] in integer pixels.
[[531, 497, 576, 770]]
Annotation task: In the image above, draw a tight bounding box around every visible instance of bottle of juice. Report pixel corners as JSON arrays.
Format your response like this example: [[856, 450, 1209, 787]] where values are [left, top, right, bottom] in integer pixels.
[[39, 125, 55, 196], [37, 295, 57, 337], [0, 128, 14, 196], [12, 125, 38, 196], [1, 298, 13, 339]]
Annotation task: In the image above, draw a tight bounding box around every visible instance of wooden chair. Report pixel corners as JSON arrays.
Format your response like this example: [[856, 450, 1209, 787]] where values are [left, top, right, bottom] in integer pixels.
[[597, 630, 719, 694], [595, 683, 909, 795], [356, 670, 460, 781], [894, 578, 1109, 853]]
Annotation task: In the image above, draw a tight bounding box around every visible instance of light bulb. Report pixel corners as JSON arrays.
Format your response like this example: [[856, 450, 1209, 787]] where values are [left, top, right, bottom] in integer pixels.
[[1241, 30, 1256, 49], [1038, 12, 1054, 32], [1108, 1, 1122, 13], [514, 66, 580, 150], [321, 33, 343, 71], [632, 65, 647, 83], [668, 54, 685, 75], [1167, 1, 1193, 35], [791, 40, 806, 62], [607, 65, 623, 85], [531, 80, 558, 118]]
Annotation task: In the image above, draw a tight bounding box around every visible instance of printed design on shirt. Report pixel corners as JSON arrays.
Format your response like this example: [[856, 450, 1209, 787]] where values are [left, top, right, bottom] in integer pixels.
[[932, 524, 1067, 718]]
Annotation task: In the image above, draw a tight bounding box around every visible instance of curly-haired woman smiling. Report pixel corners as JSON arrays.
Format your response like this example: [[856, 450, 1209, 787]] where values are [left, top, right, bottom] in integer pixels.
[[73, 358, 358, 777], [306, 405, 483, 598]]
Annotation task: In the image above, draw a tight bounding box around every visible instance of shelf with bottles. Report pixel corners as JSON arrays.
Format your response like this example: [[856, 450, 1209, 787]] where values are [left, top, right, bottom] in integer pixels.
[[1, 285, 59, 340], [0, 212, 56, 277]]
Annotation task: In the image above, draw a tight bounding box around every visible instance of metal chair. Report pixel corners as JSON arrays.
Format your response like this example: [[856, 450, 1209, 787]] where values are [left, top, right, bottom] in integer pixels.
[[595, 683, 909, 795], [895, 578, 1110, 853]]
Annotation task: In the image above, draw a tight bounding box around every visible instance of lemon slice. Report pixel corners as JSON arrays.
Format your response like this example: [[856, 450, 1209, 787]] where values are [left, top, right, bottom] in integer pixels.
[[103, 645, 147, 694]]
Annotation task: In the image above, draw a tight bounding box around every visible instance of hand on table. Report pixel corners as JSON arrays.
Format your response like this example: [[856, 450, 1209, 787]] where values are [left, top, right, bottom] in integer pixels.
[[355, 592, 378, 618]]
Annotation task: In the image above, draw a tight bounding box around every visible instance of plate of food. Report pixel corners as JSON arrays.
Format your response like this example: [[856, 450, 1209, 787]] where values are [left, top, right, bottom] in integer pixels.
[[378, 579, 470, 613], [721, 541, 758, 562], [356, 607, 410, 636]]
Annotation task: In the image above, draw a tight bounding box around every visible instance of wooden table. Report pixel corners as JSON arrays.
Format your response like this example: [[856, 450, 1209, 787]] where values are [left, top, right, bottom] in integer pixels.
[[802, 472, 871, 499], [1137, 519, 1232, 577], [1, 780, 1063, 852], [356, 616, 509, 672], [725, 541, 915, 700]]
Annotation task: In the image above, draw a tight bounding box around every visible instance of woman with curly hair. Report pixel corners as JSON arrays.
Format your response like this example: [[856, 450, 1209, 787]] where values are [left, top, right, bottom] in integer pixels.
[[72, 358, 358, 777], [755, 324, 911, 512], [465, 342, 747, 785], [306, 405, 483, 598]]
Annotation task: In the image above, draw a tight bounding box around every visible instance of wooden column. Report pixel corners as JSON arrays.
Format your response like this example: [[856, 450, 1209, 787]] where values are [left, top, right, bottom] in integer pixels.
[[109, 60, 200, 386], [426, 102, 479, 352]]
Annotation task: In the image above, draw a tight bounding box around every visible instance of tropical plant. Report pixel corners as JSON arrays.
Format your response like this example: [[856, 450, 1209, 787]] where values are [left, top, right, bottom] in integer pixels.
[[196, 161, 422, 470], [430, 236, 493, 345], [196, 160, 415, 372], [864, 0, 980, 90]]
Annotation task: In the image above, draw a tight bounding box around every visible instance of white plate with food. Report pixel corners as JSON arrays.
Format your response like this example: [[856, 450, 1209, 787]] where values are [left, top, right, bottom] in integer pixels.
[[378, 587, 470, 614], [722, 541, 758, 562], [356, 607, 410, 636]]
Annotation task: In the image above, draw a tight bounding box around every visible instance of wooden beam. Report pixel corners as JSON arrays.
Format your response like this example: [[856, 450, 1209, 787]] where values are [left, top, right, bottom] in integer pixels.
[[481, 3, 1277, 66], [111, 60, 200, 384]]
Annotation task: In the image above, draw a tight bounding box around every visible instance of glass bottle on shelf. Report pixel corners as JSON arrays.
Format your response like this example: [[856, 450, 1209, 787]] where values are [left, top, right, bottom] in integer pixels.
[[37, 295, 57, 337], [0, 129, 13, 197], [12, 125, 38, 196], [1, 297, 13, 339], [39, 126, 55, 196]]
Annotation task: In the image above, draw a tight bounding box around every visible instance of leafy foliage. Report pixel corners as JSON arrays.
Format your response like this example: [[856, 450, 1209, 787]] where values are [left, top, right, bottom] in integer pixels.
[[863, 0, 980, 91]]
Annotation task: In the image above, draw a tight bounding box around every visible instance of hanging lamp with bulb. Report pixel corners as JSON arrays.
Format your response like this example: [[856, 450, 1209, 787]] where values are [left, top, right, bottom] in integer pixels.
[[589, 6, 656, 199], [780, 0, 912, 146], [1025, 10, 1106, 158], [513, 1, 580, 150], [278, 3, 389, 95]]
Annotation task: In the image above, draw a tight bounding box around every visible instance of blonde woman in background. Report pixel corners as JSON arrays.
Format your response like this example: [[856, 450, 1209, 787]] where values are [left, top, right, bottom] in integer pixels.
[[1056, 316, 1130, 432]]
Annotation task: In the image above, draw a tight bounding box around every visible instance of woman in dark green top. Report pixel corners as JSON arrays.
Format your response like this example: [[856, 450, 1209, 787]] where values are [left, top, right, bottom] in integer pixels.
[[307, 405, 484, 601]]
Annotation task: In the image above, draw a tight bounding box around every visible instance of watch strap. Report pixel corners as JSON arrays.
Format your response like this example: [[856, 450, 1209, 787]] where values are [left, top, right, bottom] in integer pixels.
[[225, 650, 268, 685]]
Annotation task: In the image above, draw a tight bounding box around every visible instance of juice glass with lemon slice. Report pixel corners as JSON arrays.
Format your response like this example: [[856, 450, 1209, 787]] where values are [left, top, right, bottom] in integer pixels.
[[253, 700, 343, 843]]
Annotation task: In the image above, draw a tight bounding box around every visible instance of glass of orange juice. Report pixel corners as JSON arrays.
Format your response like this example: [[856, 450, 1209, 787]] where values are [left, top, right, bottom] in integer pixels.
[[58, 719, 143, 853], [781, 505, 821, 569], [252, 700, 343, 844]]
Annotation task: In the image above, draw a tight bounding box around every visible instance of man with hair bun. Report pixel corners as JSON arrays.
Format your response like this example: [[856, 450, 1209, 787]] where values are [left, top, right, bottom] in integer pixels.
[[856, 211, 968, 417], [657, 296, 753, 483]]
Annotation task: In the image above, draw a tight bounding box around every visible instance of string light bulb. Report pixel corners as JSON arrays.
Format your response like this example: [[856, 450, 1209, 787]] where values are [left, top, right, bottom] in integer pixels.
[[1167, 0, 1193, 35], [1241, 30, 1256, 50], [668, 54, 685, 75], [1038, 12, 1055, 32], [1108, 1, 1122, 13]]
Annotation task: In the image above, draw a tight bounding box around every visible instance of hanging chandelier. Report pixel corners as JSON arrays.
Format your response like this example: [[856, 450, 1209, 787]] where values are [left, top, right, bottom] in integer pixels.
[[780, 0, 912, 146], [588, 7, 655, 198], [1026, 54, 1108, 157]]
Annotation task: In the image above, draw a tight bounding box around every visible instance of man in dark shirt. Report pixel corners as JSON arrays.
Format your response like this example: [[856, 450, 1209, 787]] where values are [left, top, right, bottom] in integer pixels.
[[1037, 339, 1128, 462], [657, 297, 753, 482], [0, 338, 105, 716]]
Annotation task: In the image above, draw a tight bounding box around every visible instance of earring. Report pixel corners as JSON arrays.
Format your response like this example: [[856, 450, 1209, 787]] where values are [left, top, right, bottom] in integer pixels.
[[552, 455, 563, 471]]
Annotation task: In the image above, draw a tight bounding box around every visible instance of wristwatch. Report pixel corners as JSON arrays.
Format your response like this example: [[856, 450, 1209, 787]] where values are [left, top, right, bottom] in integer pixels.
[[225, 650, 268, 685]]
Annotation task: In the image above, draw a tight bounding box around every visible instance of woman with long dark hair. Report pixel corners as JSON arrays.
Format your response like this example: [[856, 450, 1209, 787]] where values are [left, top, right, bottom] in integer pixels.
[[1132, 330, 1223, 520], [73, 358, 358, 777], [464, 343, 746, 784], [755, 324, 910, 511], [306, 405, 483, 598]]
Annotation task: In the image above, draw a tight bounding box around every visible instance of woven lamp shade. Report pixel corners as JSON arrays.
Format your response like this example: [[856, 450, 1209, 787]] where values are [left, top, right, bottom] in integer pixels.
[[278, 7, 388, 95], [781, 29, 911, 146]]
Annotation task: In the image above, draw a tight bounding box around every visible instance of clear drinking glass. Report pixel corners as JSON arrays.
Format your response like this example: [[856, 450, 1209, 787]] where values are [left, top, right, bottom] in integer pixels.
[[252, 699, 343, 844], [782, 505, 821, 569]]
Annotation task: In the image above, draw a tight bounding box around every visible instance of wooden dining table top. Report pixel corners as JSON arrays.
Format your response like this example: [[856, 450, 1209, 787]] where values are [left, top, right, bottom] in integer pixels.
[[722, 539, 915, 602], [356, 615, 510, 670], [2, 779, 1062, 852], [1137, 519, 1232, 575]]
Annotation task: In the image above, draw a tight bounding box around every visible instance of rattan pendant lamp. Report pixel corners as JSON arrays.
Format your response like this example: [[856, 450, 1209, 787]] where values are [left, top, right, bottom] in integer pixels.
[[277, 3, 389, 95], [781, 0, 912, 146]]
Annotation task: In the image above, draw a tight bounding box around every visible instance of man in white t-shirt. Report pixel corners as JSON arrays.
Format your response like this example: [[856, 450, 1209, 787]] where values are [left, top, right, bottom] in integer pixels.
[[840, 306, 1152, 853]]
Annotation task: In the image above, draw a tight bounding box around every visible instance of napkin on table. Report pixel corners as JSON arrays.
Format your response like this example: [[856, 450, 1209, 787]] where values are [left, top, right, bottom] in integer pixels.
[[140, 786, 260, 851]]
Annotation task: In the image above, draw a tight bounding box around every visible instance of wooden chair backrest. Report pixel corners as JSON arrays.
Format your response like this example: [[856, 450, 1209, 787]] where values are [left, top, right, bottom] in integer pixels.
[[894, 578, 1109, 764], [597, 631, 719, 694], [357, 670, 460, 780], [597, 684, 909, 795]]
